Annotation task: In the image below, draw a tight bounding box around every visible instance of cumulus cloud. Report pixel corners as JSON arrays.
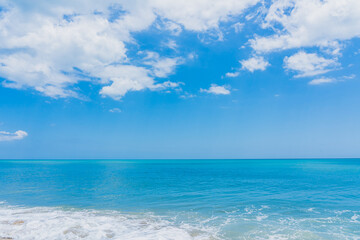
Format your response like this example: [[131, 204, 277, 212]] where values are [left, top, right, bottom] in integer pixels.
[[0, 0, 260, 100], [224, 0, 360, 80], [250, 0, 360, 53], [284, 51, 338, 78], [3, 0, 358, 98], [0, 5, 151, 98], [308, 78, 336, 85], [151, 0, 260, 31], [241, 56, 269, 72], [98, 65, 156, 100], [201, 84, 230, 95], [0, 130, 28, 141], [97, 64, 183, 100]]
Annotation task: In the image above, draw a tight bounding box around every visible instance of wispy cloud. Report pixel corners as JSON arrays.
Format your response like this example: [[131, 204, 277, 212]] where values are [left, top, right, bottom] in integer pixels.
[[162, 40, 178, 50], [109, 108, 122, 113], [232, 22, 244, 33], [0, 130, 28, 141], [308, 78, 336, 85]]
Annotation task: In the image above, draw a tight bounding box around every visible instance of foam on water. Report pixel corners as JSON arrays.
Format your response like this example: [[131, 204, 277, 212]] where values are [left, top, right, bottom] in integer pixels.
[[1, 203, 360, 240], [1, 159, 360, 239], [0, 204, 219, 240]]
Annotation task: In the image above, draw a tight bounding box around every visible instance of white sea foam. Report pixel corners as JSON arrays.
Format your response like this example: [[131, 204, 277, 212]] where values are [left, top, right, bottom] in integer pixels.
[[255, 215, 268, 221], [1, 204, 360, 240], [0, 205, 219, 240], [351, 214, 359, 222]]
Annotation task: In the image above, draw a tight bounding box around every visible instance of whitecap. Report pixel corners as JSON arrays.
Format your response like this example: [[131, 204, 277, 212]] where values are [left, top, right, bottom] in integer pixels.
[[255, 215, 268, 221], [350, 214, 359, 222], [0, 205, 219, 240]]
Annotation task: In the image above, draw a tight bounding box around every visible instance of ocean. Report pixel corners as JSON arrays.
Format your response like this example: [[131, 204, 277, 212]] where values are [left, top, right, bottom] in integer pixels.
[[0, 159, 359, 239]]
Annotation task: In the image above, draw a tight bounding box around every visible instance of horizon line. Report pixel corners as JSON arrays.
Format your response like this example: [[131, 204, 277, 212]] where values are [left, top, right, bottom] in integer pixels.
[[1, 158, 359, 160]]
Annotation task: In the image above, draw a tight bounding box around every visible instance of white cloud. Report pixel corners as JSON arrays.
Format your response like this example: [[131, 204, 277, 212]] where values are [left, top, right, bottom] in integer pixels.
[[180, 92, 196, 99], [0, 130, 28, 141], [98, 64, 182, 100], [109, 108, 122, 113], [143, 51, 183, 78], [232, 22, 244, 33], [240, 56, 269, 72], [163, 40, 178, 50], [98, 65, 156, 100], [151, 57, 180, 78], [161, 21, 182, 36], [0, 0, 260, 100], [0, 8, 146, 98], [152, 81, 183, 91], [201, 84, 230, 95], [284, 51, 338, 78], [7, 0, 359, 99], [250, 0, 360, 53], [151, 0, 260, 31], [225, 72, 240, 78], [308, 78, 336, 85], [341, 74, 356, 80], [0, 0, 261, 100]]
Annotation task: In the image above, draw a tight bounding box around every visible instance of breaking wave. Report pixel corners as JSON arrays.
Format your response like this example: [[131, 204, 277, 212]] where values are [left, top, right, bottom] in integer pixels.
[[0, 204, 219, 240], [1, 203, 360, 240]]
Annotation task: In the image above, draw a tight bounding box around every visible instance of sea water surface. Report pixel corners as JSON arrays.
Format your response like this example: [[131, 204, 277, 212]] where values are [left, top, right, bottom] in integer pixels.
[[0, 159, 360, 239]]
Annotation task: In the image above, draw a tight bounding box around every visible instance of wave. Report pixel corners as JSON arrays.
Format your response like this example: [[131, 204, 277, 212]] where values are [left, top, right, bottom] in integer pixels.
[[1, 203, 360, 240], [0, 204, 219, 240]]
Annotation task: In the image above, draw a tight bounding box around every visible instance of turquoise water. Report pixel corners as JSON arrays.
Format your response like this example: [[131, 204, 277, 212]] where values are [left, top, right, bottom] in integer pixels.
[[0, 159, 360, 239]]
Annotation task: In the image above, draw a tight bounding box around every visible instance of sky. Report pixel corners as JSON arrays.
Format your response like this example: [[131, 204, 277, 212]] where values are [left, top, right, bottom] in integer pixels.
[[0, 0, 360, 159]]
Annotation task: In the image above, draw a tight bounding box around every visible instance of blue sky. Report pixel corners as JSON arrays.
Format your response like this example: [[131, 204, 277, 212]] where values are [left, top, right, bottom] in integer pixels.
[[1, 0, 360, 158]]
